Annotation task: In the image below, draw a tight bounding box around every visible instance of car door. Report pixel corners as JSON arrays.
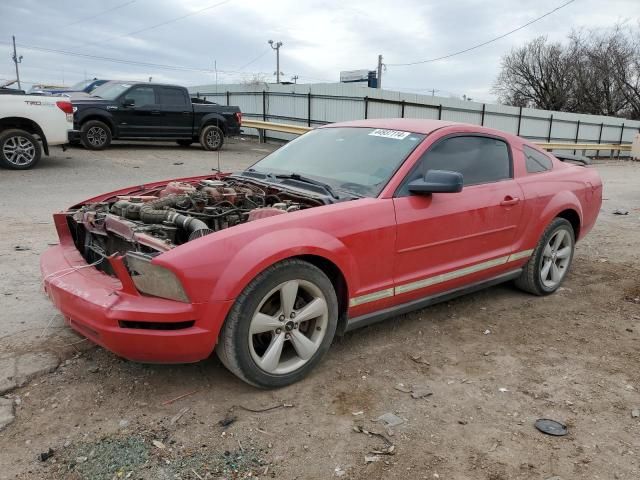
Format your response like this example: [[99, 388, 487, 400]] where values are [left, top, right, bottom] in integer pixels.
[[392, 134, 525, 303], [157, 86, 193, 138], [117, 85, 159, 137]]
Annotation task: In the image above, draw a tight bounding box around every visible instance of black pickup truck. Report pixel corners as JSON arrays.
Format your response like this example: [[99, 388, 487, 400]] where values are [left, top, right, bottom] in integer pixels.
[[70, 82, 241, 151]]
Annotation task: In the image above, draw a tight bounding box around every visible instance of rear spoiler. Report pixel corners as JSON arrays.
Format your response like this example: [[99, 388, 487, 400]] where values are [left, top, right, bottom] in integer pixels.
[[553, 152, 591, 166]]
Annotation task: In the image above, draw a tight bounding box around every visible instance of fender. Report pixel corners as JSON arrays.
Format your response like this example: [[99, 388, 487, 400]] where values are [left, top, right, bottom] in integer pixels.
[[207, 227, 358, 303], [77, 109, 117, 135], [525, 190, 583, 247], [199, 113, 227, 133]]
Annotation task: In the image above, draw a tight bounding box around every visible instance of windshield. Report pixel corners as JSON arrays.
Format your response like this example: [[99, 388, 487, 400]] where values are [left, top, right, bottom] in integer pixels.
[[71, 79, 94, 91], [90, 82, 131, 100], [249, 127, 425, 197]]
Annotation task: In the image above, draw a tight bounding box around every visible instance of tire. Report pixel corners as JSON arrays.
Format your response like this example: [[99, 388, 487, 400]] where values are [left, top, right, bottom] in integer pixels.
[[176, 139, 193, 147], [515, 218, 575, 296], [0, 129, 42, 170], [200, 125, 224, 151], [80, 120, 112, 150], [216, 259, 338, 388]]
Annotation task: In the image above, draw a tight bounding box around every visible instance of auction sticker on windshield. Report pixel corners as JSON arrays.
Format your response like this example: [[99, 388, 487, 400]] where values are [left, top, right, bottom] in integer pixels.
[[368, 129, 411, 140]]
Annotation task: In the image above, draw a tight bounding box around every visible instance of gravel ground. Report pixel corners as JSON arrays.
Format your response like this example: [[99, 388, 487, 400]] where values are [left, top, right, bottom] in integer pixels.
[[0, 141, 639, 480]]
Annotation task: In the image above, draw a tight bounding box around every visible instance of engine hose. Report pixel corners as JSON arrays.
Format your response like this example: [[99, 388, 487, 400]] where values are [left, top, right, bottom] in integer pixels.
[[113, 195, 213, 240]]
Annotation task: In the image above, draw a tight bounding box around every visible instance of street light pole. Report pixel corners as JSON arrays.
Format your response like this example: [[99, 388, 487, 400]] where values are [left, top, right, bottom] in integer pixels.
[[376, 54, 383, 90], [12, 36, 23, 90], [268, 39, 283, 84]]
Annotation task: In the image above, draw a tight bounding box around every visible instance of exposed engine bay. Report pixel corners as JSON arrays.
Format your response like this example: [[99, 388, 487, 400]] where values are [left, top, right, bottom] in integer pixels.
[[66, 176, 325, 270]]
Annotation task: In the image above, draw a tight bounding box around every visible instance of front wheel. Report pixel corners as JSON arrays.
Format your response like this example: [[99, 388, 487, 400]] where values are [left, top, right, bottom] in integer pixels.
[[216, 259, 338, 388], [515, 218, 575, 296], [200, 125, 224, 151], [0, 129, 42, 170]]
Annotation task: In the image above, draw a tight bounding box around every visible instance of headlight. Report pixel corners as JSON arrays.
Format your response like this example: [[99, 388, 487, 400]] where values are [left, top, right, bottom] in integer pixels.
[[126, 252, 189, 302]]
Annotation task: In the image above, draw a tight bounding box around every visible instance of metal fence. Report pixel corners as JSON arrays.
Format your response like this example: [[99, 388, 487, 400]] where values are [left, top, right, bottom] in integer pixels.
[[190, 83, 640, 156]]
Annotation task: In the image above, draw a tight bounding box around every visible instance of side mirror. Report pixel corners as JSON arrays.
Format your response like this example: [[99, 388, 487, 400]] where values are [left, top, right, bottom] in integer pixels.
[[122, 97, 135, 107], [408, 169, 463, 194]]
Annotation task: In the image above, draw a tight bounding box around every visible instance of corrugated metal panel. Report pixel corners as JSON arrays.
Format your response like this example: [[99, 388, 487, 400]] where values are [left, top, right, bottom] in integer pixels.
[[188, 83, 640, 155]]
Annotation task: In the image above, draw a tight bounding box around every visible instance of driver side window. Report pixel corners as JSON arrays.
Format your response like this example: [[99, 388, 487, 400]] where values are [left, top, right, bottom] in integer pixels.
[[125, 86, 156, 107], [397, 135, 512, 196]]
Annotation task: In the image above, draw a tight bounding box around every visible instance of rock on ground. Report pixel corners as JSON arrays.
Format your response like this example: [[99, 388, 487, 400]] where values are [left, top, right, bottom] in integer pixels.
[[0, 397, 15, 431], [0, 352, 59, 395]]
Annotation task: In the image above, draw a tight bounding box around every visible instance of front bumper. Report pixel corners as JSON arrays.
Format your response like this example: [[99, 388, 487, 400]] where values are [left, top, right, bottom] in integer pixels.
[[41, 239, 232, 364]]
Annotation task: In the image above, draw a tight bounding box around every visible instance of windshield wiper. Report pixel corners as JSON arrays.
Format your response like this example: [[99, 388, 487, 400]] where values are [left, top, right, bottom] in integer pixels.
[[274, 173, 340, 199]]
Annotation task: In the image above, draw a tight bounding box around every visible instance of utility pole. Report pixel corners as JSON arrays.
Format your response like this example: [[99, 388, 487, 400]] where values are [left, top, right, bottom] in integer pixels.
[[11, 36, 23, 90], [268, 40, 283, 84], [291, 75, 298, 84], [376, 54, 383, 89]]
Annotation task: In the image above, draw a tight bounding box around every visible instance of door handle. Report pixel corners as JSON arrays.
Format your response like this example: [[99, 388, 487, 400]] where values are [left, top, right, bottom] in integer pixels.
[[500, 196, 520, 207], [151, 110, 161, 115], [182, 111, 190, 115]]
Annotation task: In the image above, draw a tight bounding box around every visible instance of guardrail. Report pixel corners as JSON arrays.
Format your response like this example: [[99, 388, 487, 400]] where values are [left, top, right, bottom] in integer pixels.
[[242, 119, 631, 155]]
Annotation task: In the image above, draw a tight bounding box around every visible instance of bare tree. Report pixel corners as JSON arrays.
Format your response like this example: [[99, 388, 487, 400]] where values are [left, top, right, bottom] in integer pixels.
[[570, 27, 630, 116], [493, 36, 575, 111], [494, 27, 640, 119]]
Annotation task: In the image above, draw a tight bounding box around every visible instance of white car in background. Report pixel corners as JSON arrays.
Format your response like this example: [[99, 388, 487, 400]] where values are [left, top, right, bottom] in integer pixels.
[[0, 89, 73, 169]]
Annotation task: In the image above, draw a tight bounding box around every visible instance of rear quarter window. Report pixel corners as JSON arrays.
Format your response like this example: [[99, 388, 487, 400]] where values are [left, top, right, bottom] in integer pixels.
[[524, 145, 553, 173]]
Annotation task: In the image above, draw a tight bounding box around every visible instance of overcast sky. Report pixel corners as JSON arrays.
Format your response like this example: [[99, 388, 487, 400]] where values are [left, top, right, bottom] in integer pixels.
[[1, 0, 638, 101]]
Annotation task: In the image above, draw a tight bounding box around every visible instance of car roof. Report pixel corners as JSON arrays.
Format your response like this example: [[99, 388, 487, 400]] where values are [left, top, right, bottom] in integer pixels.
[[321, 118, 530, 146], [321, 118, 460, 135]]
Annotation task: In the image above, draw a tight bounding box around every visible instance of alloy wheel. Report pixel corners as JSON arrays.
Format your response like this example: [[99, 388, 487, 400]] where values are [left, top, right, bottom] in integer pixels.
[[540, 229, 572, 288], [2, 135, 36, 166], [206, 129, 221, 149], [86, 126, 107, 147], [248, 279, 328, 375]]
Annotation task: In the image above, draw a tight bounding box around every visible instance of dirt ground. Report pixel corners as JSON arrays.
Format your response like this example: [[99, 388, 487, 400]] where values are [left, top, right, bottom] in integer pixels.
[[0, 140, 639, 480]]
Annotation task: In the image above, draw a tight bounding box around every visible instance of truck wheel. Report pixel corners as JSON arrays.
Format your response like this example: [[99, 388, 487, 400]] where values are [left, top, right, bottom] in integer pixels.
[[176, 140, 193, 147], [216, 259, 338, 388], [81, 120, 111, 150], [200, 125, 224, 151], [515, 218, 575, 296], [0, 129, 42, 170]]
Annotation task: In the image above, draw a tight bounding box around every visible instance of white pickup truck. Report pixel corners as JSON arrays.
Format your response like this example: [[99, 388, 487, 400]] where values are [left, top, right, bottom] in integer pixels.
[[0, 89, 73, 169]]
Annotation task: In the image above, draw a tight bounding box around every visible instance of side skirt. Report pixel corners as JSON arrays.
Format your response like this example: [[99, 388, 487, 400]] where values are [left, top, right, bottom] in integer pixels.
[[344, 269, 522, 333]]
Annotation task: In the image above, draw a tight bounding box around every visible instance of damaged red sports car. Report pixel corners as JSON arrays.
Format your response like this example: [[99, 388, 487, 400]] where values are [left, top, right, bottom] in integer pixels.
[[41, 119, 602, 387]]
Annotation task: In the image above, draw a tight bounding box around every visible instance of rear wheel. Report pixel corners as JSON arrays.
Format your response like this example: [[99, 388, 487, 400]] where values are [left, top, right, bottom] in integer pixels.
[[80, 120, 111, 150], [515, 218, 575, 295], [216, 259, 338, 388], [200, 125, 224, 151], [0, 129, 41, 170]]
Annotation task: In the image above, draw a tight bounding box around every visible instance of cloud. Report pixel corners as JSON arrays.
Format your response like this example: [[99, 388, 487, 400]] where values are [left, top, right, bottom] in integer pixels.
[[0, 0, 638, 101]]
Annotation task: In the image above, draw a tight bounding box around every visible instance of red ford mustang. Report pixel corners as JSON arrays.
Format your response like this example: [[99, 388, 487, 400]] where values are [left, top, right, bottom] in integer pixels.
[[41, 119, 602, 387]]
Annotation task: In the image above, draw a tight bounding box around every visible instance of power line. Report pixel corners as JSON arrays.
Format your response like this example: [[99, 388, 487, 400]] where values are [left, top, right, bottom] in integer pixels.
[[387, 0, 576, 67], [0, 41, 269, 77], [237, 49, 270, 71], [67, 0, 137, 27], [78, 0, 234, 50]]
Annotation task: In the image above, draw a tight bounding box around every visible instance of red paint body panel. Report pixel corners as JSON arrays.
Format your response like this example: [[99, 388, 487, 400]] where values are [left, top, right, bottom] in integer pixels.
[[40, 119, 602, 364]]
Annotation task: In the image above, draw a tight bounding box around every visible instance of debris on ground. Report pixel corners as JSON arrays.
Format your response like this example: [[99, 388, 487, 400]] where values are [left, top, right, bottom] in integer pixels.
[[365, 454, 381, 463], [408, 354, 430, 365], [484, 329, 492, 335], [613, 208, 630, 215], [375, 412, 405, 427], [173, 162, 184, 165], [498, 387, 509, 393], [631, 409, 640, 418], [534, 418, 568, 436], [237, 402, 294, 413], [161, 390, 199, 406], [219, 414, 237, 428], [13, 245, 30, 251], [66, 436, 149, 478], [170, 406, 190, 425], [38, 448, 54, 462], [334, 466, 346, 477], [394, 383, 433, 399], [152, 440, 166, 449]]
